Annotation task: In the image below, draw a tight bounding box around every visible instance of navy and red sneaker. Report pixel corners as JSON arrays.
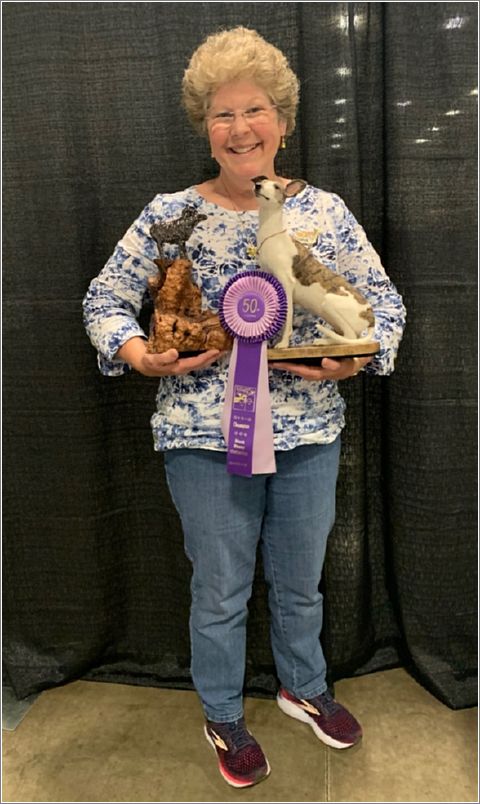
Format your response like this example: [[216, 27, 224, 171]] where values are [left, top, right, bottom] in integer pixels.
[[204, 717, 271, 788], [277, 687, 362, 749]]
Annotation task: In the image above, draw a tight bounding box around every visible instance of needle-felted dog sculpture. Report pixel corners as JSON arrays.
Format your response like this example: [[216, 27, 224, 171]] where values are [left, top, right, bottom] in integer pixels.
[[252, 177, 375, 349]]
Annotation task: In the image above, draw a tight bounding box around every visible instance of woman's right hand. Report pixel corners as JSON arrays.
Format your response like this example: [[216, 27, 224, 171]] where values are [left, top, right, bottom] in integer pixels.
[[115, 337, 223, 376], [139, 348, 223, 376]]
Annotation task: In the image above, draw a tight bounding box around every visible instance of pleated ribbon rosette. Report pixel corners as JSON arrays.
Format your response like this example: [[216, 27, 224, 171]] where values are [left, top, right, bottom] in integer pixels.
[[219, 271, 287, 476]]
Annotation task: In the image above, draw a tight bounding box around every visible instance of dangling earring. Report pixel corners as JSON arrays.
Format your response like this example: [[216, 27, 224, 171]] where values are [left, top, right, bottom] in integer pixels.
[[281, 136, 287, 150]]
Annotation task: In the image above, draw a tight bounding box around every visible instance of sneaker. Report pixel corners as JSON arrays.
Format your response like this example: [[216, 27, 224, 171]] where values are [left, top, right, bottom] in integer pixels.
[[277, 687, 362, 749], [204, 717, 271, 788]]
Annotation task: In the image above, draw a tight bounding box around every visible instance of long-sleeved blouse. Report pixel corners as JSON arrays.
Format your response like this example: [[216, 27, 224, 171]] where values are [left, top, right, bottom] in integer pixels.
[[83, 184, 406, 452]]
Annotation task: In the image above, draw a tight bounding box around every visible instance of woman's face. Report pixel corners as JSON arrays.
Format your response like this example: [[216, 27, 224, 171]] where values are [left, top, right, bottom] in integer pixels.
[[206, 80, 287, 184]]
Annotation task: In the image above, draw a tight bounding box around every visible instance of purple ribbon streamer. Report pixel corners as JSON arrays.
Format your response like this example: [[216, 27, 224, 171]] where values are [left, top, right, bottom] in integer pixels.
[[221, 340, 276, 476]]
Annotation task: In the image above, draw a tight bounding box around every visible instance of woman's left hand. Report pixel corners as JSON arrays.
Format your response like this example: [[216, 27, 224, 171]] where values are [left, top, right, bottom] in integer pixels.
[[269, 356, 372, 381]]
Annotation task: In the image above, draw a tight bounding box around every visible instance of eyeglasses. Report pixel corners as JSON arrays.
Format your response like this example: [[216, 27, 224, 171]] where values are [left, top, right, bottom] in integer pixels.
[[207, 105, 277, 129]]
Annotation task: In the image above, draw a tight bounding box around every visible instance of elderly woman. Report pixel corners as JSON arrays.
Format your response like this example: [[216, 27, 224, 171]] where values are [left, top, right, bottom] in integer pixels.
[[83, 27, 406, 789]]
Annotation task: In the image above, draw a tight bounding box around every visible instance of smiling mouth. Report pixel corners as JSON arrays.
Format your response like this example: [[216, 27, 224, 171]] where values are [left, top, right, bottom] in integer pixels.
[[228, 143, 261, 155]]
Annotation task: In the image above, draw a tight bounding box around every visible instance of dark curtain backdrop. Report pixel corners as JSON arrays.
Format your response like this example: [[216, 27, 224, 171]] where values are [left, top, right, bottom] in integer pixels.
[[3, 2, 477, 709]]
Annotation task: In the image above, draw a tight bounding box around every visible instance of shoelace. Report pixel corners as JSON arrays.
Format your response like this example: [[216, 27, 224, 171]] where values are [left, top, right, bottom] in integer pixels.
[[223, 719, 256, 751], [311, 691, 341, 717]]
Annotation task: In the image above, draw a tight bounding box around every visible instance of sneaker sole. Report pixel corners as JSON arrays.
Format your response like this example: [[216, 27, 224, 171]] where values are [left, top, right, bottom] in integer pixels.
[[204, 725, 271, 788], [276, 693, 359, 749]]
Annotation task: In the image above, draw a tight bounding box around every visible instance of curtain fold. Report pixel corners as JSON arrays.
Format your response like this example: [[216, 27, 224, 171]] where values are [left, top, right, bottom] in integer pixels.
[[3, 2, 477, 708]]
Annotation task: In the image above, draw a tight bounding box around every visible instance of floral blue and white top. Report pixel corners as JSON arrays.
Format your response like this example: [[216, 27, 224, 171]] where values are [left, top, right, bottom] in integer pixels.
[[83, 184, 406, 452]]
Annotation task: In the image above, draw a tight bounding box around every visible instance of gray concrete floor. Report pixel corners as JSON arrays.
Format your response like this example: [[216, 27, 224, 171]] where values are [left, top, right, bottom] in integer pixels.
[[2, 668, 478, 802]]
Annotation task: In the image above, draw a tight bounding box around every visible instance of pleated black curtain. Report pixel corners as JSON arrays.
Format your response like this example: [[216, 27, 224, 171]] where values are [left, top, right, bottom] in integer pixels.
[[3, 2, 477, 709]]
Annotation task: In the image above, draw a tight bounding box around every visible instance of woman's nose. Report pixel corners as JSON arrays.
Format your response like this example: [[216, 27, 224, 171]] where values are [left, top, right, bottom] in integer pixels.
[[229, 112, 251, 135]]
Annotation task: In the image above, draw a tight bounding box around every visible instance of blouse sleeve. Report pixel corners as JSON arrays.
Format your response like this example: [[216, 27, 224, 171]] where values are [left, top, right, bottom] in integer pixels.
[[82, 199, 161, 376], [333, 196, 406, 375]]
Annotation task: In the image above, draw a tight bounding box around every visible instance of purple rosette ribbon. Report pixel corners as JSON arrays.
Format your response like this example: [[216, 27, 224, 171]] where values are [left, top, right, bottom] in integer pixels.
[[219, 271, 287, 476]]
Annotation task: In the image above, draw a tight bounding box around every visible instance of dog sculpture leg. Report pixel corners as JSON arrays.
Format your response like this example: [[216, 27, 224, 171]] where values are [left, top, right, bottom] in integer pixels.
[[275, 276, 295, 348]]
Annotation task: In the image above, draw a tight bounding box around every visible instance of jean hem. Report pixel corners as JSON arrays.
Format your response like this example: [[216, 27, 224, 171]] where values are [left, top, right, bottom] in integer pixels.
[[204, 710, 244, 724], [291, 683, 328, 699]]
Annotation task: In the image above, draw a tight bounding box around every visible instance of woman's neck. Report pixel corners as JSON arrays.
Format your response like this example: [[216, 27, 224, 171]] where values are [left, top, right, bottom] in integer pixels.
[[214, 174, 258, 210]]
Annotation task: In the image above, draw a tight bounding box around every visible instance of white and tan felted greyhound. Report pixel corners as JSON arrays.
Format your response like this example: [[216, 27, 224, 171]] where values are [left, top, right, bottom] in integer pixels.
[[252, 177, 375, 349]]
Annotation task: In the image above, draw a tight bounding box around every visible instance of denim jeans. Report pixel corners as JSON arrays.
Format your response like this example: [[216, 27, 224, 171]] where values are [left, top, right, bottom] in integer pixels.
[[163, 438, 341, 723]]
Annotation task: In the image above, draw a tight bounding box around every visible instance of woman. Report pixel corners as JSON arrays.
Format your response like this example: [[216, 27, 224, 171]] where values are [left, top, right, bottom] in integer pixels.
[[83, 27, 406, 789]]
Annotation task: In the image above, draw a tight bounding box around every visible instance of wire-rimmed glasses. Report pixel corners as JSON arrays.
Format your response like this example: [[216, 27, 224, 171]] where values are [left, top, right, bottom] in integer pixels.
[[207, 105, 278, 129]]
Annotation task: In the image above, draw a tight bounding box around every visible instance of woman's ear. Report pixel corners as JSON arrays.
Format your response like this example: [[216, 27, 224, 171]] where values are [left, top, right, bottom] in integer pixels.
[[284, 179, 307, 197]]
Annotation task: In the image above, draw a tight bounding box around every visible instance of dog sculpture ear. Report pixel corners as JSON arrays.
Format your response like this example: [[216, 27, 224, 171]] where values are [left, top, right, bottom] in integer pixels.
[[284, 179, 307, 198]]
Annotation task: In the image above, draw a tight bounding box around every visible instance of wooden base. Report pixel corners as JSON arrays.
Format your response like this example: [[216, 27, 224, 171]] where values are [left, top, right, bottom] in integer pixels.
[[177, 341, 380, 364], [267, 341, 380, 363]]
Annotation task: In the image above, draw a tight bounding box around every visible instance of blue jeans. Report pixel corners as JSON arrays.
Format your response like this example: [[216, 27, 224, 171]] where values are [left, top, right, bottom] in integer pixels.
[[163, 439, 341, 723]]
